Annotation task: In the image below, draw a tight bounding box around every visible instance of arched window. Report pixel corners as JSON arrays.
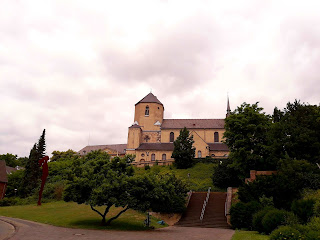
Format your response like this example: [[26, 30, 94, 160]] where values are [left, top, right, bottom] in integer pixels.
[[140, 159, 145, 162], [162, 154, 166, 160], [170, 132, 174, 142], [198, 150, 202, 158], [145, 106, 149, 116], [151, 153, 155, 161], [214, 132, 219, 142]]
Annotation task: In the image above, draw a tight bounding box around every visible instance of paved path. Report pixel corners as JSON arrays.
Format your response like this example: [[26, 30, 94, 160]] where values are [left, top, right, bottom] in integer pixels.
[[0, 217, 234, 240], [0, 218, 15, 240]]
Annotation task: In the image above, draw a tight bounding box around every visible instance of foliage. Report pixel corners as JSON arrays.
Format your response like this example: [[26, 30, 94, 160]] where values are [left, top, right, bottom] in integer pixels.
[[0, 201, 166, 231], [230, 201, 262, 229], [291, 199, 316, 223], [269, 226, 303, 240], [5, 170, 24, 197], [64, 151, 187, 225], [50, 149, 80, 162], [172, 127, 195, 169], [212, 159, 243, 188], [237, 159, 320, 210], [269, 100, 320, 164], [261, 209, 296, 234], [224, 102, 273, 176], [252, 206, 275, 233], [0, 153, 17, 167]]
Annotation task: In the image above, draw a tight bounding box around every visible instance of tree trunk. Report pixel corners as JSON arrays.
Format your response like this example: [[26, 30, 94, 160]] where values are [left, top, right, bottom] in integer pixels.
[[90, 204, 112, 226], [106, 206, 129, 226]]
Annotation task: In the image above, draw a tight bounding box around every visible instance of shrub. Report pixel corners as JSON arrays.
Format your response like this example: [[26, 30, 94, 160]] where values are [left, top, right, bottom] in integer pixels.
[[144, 165, 151, 170], [269, 225, 303, 240], [291, 199, 315, 223], [252, 206, 275, 233], [262, 209, 296, 234], [0, 197, 18, 206], [230, 201, 261, 229], [212, 159, 242, 188]]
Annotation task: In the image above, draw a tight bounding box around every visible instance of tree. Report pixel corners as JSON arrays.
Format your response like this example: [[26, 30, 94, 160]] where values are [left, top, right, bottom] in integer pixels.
[[64, 151, 187, 225], [212, 159, 243, 188], [269, 100, 320, 164], [171, 127, 195, 169], [21, 129, 46, 197], [0, 153, 18, 167], [224, 102, 272, 176]]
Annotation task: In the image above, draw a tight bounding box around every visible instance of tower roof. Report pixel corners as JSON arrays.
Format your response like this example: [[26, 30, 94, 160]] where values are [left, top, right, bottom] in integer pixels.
[[135, 93, 163, 106]]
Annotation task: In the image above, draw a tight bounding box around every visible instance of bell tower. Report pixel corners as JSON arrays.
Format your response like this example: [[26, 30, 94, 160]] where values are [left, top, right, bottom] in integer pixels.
[[133, 93, 164, 131]]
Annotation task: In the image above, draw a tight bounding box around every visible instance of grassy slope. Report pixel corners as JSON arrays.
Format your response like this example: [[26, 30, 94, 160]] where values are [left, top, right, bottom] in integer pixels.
[[134, 163, 222, 192], [0, 201, 165, 230], [231, 231, 269, 240]]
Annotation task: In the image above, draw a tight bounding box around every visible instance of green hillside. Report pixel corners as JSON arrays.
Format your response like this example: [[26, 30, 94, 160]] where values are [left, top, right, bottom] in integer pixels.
[[134, 163, 223, 192]]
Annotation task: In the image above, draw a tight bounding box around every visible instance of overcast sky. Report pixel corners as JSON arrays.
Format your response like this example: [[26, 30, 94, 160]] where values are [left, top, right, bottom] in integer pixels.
[[1, 0, 320, 157]]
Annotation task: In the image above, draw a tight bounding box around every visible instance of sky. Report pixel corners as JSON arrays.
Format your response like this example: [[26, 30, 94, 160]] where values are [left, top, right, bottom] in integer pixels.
[[1, 0, 320, 157]]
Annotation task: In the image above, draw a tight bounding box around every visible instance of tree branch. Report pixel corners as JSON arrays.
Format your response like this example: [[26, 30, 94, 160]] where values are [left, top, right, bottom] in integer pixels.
[[106, 206, 130, 225], [90, 204, 103, 218]]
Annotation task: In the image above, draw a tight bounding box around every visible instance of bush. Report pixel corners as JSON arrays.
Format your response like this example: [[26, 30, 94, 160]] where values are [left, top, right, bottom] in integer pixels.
[[262, 209, 296, 234], [212, 159, 242, 188], [269, 225, 302, 240], [291, 199, 315, 223], [0, 197, 18, 206], [252, 206, 275, 233], [230, 201, 261, 229]]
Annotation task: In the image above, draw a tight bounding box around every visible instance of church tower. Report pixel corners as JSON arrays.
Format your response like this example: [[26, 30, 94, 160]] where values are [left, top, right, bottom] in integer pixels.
[[226, 97, 231, 118], [133, 93, 164, 131]]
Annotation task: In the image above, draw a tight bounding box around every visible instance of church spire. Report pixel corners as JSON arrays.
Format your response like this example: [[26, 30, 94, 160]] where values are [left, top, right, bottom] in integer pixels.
[[226, 95, 231, 118]]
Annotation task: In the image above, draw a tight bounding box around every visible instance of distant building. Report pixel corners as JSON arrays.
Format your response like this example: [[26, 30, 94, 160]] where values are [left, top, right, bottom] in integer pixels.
[[79, 93, 230, 166]]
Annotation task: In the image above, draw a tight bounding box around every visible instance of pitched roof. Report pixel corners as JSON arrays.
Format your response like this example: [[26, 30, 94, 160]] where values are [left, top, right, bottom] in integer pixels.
[[161, 119, 225, 129], [136, 143, 174, 151], [0, 160, 8, 183], [208, 143, 229, 151], [78, 144, 127, 155], [135, 93, 163, 106]]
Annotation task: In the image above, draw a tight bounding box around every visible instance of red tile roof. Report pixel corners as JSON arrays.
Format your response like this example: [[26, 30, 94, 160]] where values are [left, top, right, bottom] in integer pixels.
[[0, 161, 8, 183], [78, 144, 127, 156], [161, 119, 225, 129], [135, 93, 163, 106], [208, 143, 229, 151], [136, 143, 174, 151]]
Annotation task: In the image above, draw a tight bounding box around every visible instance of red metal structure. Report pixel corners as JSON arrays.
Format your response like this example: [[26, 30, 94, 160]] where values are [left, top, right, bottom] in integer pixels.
[[38, 156, 49, 206]]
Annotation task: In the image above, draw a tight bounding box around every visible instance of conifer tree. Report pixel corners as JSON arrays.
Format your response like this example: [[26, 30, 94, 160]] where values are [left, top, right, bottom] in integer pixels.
[[171, 127, 195, 169], [21, 129, 46, 197]]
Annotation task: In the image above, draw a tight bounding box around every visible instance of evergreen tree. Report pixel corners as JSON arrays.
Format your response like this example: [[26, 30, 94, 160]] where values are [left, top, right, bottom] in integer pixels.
[[21, 129, 46, 197], [37, 129, 46, 159], [171, 127, 195, 169]]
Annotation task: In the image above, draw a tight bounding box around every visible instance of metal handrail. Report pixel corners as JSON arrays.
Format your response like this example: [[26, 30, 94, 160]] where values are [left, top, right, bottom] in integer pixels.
[[200, 187, 211, 222], [186, 190, 193, 207], [225, 187, 232, 217]]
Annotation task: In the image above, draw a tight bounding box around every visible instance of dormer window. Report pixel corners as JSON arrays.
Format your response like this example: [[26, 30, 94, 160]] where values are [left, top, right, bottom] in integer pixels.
[[145, 106, 149, 116]]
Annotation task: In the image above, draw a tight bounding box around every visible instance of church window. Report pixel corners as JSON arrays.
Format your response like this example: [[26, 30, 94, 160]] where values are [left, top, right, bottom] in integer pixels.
[[211, 154, 215, 157], [162, 154, 166, 160], [140, 159, 145, 162], [214, 132, 219, 142], [141, 153, 145, 157], [170, 132, 174, 142], [145, 106, 149, 116], [151, 153, 155, 161], [198, 150, 202, 158]]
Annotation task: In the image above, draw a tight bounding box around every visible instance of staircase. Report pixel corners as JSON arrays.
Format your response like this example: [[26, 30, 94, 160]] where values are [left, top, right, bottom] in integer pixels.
[[175, 192, 230, 228]]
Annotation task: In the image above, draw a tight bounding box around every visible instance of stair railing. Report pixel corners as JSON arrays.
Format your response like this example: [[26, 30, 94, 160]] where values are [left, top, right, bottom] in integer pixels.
[[225, 187, 232, 217], [200, 187, 211, 222], [186, 190, 193, 207]]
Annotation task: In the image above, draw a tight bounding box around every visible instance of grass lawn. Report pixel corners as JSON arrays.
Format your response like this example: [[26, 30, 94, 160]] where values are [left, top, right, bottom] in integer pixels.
[[231, 230, 269, 240], [135, 163, 221, 192], [0, 201, 166, 230]]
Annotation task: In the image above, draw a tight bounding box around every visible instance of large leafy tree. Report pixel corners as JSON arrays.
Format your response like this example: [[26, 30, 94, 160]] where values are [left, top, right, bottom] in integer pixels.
[[0, 153, 18, 167], [224, 103, 272, 176], [64, 151, 187, 226], [171, 127, 195, 169], [269, 100, 320, 164]]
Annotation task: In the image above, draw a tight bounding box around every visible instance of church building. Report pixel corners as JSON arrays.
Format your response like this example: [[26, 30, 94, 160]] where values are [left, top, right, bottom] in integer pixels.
[[79, 93, 230, 166]]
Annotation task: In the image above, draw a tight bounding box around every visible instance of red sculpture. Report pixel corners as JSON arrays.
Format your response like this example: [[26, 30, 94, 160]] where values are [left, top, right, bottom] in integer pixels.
[[38, 156, 49, 206]]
